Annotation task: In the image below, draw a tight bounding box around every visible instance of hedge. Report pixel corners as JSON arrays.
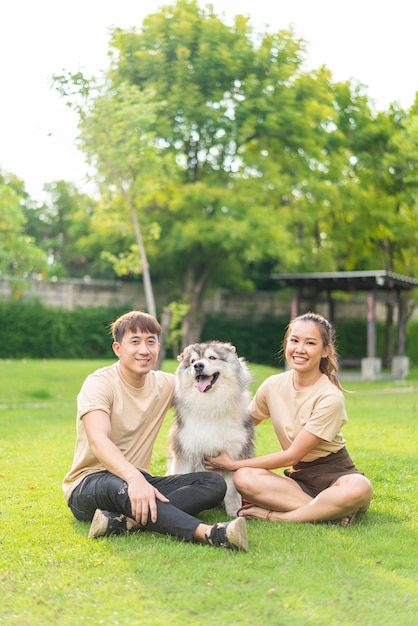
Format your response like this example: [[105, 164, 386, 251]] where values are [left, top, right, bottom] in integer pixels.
[[1, 299, 418, 366], [0, 299, 126, 359], [202, 314, 375, 367]]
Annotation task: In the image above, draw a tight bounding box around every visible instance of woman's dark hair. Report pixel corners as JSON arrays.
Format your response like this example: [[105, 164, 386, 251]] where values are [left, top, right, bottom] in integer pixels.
[[283, 311, 344, 391]]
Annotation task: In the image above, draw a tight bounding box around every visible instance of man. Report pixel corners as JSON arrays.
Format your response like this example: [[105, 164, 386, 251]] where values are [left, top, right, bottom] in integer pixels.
[[63, 310, 248, 551]]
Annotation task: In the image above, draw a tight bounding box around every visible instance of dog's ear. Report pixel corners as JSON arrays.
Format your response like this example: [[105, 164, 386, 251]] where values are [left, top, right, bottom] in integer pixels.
[[177, 343, 197, 361], [228, 344, 237, 355], [177, 344, 192, 362]]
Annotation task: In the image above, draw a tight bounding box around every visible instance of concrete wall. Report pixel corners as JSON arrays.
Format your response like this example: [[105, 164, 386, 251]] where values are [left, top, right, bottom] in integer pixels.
[[0, 276, 377, 320], [0, 278, 141, 310]]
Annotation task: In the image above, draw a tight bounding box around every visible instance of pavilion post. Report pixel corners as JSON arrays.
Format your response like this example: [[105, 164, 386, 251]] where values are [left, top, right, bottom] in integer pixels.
[[397, 291, 406, 356], [392, 292, 409, 378], [367, 290, 377, 358], [291, 292, 299, 319], [361, 289, 381, 380]]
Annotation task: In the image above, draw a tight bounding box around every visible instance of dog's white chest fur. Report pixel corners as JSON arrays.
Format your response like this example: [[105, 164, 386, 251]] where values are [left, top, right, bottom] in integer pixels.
[[167, 341, 255, 516], [175, 415, 250, 462]]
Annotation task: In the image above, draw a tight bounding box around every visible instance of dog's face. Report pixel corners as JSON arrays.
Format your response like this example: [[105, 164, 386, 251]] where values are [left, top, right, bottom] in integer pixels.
[[176, 341, 251, 394]]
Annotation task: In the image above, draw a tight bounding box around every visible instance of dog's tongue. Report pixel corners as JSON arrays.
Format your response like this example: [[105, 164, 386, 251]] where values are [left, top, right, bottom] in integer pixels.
[[196, 376, 212, 392]]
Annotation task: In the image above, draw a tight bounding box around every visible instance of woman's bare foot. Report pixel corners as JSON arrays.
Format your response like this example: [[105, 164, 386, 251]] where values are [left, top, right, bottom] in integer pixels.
[[237, 504, 275, 521], [339, 511, 358, 527]]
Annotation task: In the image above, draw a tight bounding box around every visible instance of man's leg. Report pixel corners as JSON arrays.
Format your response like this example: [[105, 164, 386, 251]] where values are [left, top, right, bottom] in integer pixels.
[[68, 470, 227, 542], [144, 471, 226, 516]]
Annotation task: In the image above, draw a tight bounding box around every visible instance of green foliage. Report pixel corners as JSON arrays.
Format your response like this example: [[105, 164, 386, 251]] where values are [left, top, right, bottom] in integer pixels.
[[165, 300, 191, 355], [201, 315, 396, 366], [334, 318, 369, 360], [405, 318, 418, 365], [201, 314, 289, 367], [24, 180, 99, 278], [1, 0, 417, 353], [0, 299, 128, 359], [0, 359, 417, 625], [0, 171, 47, 278], [47, 0, 418, 349], [2, 298, 418, 366]]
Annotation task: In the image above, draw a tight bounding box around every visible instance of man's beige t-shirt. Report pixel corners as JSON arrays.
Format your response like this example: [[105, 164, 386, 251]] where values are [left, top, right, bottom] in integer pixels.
[[62, 362, 175, 501], [249, 370, 347, 462]]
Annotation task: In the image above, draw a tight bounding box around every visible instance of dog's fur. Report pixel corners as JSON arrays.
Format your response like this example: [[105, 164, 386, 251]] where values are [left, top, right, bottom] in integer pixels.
[[167, 341, 255, 516]]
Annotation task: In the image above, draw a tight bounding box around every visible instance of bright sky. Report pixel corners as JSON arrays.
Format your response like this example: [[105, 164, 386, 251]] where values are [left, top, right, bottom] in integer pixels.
[[1, 0, 416, 200]]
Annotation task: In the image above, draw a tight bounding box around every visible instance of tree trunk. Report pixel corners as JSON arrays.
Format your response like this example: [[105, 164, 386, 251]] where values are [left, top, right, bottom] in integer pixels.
[[180, 266, 209, 347], [130, 205, 156, 319], [156, 306, 172, 370]]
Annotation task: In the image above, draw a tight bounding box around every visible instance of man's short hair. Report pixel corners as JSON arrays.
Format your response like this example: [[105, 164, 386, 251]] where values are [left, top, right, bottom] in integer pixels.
[[110, 311, 161, 343]]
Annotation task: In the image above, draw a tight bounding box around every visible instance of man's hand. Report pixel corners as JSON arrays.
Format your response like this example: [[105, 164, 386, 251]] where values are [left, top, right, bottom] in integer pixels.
[[127, 473, 170, 526], [83, 410, 170, 525]]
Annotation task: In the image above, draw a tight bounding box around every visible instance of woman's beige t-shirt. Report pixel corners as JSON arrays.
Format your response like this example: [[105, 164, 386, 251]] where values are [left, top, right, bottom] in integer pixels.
[[62, 362, 175, 501], [249, 370, 347, 462]]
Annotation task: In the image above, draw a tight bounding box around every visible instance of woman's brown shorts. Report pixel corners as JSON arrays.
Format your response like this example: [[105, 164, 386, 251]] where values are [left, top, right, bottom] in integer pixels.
[[284, 447, 363, 498]]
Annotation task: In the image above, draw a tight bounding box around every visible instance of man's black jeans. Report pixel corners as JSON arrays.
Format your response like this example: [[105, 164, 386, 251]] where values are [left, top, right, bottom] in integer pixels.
[[68, 470, 227, 542]]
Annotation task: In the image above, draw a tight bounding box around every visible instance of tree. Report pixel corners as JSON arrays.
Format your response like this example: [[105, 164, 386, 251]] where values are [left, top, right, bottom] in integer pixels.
[[77, 81, 184, 318], [348, 104, 418, 366], [24, 180, 97, 277], [54, 0, 418, 348], [0, 171, 47, 292], [94, 0, 337, 343]]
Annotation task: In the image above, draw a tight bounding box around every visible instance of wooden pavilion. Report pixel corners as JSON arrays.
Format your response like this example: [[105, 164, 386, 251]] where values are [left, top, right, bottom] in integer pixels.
[[271, 270, 418, 379]]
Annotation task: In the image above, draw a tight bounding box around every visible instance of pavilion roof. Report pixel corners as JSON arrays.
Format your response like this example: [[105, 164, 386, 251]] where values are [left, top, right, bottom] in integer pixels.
[[271, 270, 418, 292]]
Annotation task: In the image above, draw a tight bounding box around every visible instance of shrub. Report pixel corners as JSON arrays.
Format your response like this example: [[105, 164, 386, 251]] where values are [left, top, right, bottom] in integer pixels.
[[0, 299, 416, 365], [0, 299, 126, 359]]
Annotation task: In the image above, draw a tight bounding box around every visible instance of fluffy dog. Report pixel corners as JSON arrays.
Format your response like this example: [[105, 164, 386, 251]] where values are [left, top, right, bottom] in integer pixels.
[[167, 341, 255, 516]]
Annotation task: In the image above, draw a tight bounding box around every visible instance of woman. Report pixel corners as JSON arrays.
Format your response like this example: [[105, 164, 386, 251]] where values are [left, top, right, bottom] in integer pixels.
[[205, 312, 373, 526]]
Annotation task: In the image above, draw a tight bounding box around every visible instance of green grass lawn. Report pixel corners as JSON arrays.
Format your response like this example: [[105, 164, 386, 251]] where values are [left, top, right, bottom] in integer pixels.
[[0, 359, 417, 625]]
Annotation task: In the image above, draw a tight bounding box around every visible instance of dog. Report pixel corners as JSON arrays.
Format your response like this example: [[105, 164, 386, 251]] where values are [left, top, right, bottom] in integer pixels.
[[167, 341, 255, 516]]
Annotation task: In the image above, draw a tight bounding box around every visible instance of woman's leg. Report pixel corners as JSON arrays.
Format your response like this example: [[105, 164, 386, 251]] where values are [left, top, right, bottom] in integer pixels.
[[234, 467, 373, 523], [274, 473, 373, 523], [234, 467, 312, 513]]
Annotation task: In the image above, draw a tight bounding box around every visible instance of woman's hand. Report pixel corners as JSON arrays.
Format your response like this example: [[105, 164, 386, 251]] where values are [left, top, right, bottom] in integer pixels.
[[204, 450, 236, 471]]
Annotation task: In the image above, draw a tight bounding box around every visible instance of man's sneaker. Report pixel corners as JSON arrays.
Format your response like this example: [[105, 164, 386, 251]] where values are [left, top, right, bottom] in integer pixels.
[[205, 517, 249, 551], [88, 509, 139, 538]]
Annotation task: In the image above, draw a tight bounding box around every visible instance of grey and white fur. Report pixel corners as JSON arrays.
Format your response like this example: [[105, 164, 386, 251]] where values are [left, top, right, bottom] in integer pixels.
[[167, 341, 255, 516]]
